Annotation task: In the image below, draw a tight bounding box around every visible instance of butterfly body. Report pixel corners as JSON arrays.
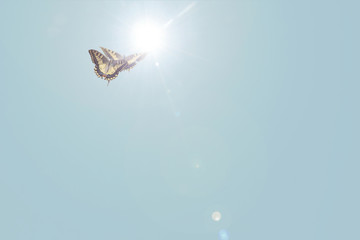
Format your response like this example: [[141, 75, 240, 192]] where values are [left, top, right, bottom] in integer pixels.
[[88, 47, 147, 84]]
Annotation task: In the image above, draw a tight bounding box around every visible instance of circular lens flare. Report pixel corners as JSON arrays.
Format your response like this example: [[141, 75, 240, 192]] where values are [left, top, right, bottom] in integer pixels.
[[218, 229, 229, 240], [212, 211, 222, 221], [132, 21, 164, 52]]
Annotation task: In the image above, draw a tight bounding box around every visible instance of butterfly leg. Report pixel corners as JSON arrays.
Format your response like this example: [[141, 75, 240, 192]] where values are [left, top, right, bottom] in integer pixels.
[[107, 80, 110, 86]]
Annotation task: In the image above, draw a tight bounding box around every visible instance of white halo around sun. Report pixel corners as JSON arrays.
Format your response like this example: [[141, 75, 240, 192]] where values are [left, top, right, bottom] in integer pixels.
[[131, 20, 164, 52]]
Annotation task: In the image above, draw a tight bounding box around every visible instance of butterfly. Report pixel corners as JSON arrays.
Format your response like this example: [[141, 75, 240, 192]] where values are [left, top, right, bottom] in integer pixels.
[[88, 47, 147, 85]]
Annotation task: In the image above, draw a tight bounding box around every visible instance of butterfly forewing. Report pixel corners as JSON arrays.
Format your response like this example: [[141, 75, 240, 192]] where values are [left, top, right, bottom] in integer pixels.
[[100, 47, 123, 61], [89, 50, 109, 65]]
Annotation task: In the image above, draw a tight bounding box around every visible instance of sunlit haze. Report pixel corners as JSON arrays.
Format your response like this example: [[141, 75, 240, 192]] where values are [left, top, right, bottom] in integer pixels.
[[1, 1, 359, 240], [131, 20, 164, 52]]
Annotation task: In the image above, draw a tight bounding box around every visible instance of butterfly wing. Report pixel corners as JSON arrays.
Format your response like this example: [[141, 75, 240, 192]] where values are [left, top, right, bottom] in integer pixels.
[[89, 48, 147, 82], [123, 53, 147, 71], [100, 47, 123, 61], [125, 53, 147, 64], [89, 49, 109, 65], [135, 53, 147, 62], [103, 61, 127, 80], [123, 62, 137, 71], [89, 49, 110, 78]]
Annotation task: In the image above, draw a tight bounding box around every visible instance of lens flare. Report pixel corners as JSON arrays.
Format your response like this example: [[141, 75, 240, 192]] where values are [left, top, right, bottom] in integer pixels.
[[218, 229, 229, 240], [212, 211, 222, 221]]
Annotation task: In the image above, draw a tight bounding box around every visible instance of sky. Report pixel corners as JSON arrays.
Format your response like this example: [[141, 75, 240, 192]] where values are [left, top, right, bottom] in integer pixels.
[[0, 0, 359, 239]]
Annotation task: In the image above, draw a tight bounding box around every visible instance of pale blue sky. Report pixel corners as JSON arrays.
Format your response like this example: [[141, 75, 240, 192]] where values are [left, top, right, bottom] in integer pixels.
[[0, 1, 359, 240]]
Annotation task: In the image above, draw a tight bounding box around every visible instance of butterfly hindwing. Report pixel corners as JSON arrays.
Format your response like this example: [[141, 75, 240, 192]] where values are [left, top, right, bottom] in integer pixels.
[[103, 62, 127, 80], [95, 61, 128, 80]]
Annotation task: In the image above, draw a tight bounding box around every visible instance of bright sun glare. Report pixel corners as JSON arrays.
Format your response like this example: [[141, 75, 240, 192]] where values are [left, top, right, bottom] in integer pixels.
[[131, 21, 164, 52]]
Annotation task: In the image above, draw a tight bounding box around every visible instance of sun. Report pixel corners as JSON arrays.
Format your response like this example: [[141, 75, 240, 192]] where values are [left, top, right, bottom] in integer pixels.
[[131, 20, 164, 53]]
